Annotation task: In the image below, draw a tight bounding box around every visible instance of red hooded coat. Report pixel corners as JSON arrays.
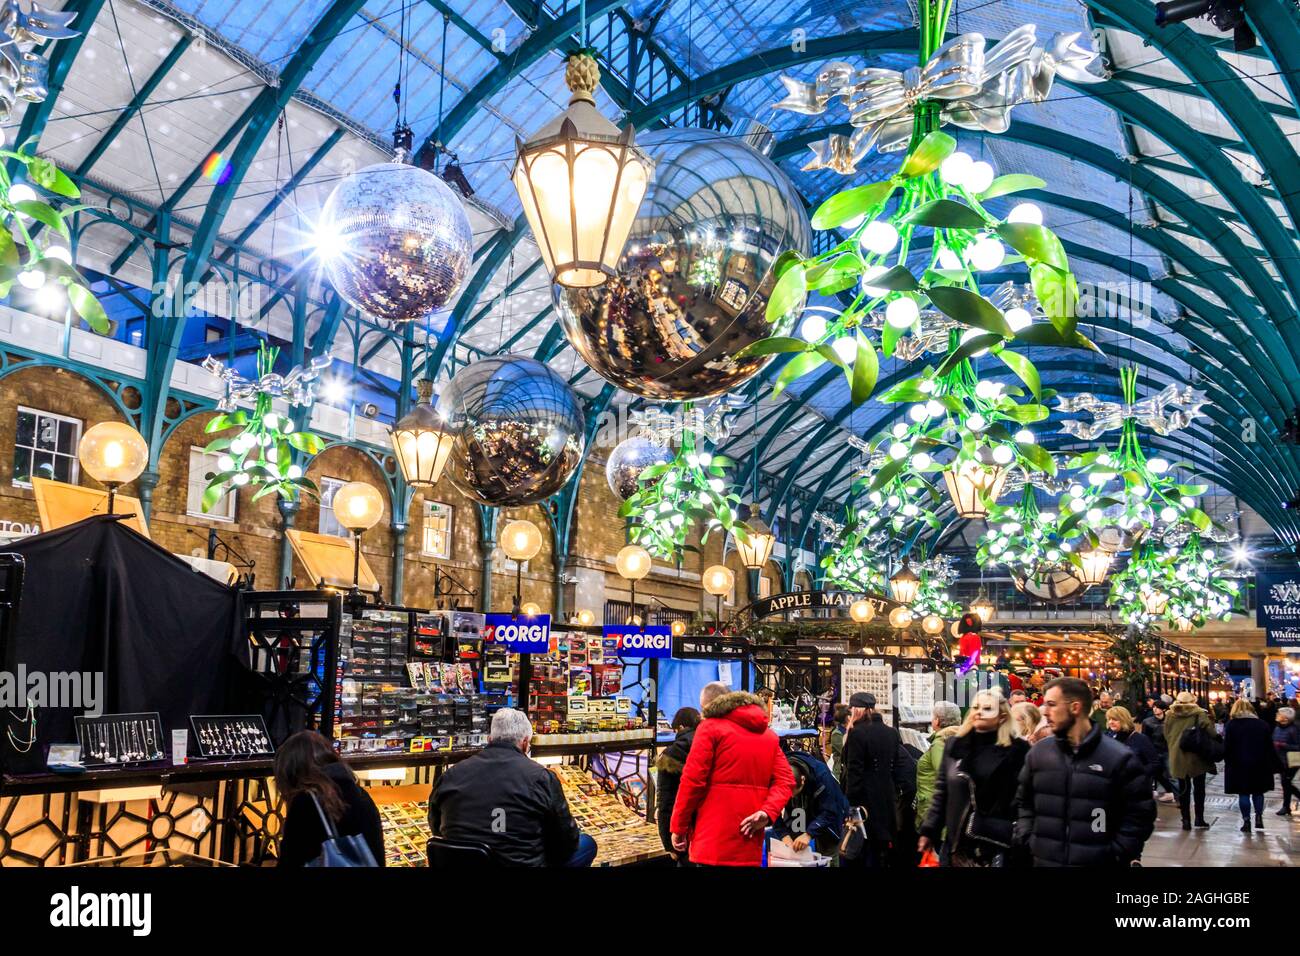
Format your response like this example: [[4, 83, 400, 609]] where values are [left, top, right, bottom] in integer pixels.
[[669, 691, 796, 866]]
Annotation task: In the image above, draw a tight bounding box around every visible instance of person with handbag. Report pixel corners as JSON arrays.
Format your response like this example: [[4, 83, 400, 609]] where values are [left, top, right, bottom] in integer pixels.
[[1272, 707, 1300, 815], [917, 690, 1028, 867], [1164, 690, 1219, 831], [1013, 677, 1155, 867], [914, 700, 962, 832], [1223, 698, 1276, 832], [275, 730, 384, 867], [842, 691, 914, 867]]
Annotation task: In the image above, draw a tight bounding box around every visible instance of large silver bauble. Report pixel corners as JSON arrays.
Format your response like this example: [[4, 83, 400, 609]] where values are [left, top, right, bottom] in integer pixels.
[[605, 435, 673, 500], [321, 161, 473, 323], [1013, 564, 1088, 604], [436, 355, 586, 506], [551, 128, 812, 401]]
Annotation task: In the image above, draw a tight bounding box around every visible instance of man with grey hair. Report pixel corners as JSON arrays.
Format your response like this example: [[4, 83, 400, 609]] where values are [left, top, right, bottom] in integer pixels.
[[427, 708, 596, 866], [914, 701, 962, 831]]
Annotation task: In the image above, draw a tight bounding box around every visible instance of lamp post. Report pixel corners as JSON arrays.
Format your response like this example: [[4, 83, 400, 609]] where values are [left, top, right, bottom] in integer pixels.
[[616, 544, 651, 628], [332, 481, 385, 612], [500, 518, 543, 617], [889, 558, 921, 605], [78, 421, 148, 515], [703, 564, 735, 634]]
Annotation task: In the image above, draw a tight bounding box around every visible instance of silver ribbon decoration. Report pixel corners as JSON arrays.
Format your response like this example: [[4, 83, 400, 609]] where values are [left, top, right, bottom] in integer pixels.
[[773, 25, 1104, 173], [1056, 383, 1208, 440], [202, 354, 334, 413], [0, 1, 79, 124], [629, 394, 747, 446]]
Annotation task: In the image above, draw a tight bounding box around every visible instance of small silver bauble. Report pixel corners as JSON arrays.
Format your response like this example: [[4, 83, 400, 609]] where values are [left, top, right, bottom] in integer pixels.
[[436, 355, 586, 506], [551, 127, 811, 401], [605, 435, 673, 500], [320, 160, 473, 323]]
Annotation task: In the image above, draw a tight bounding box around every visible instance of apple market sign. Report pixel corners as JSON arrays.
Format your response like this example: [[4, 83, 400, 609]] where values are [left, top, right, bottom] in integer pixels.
[[736, 590, 900, 628], [1256, 573, 1300, 649]]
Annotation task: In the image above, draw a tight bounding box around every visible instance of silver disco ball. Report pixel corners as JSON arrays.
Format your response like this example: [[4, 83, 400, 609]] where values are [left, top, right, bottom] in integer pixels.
[[320, 161, 473, 323], [552, 127, 812, 401], [1013, 564, 1088, 604], [436, 355, 586, 506], [605, 435, 674, 500]]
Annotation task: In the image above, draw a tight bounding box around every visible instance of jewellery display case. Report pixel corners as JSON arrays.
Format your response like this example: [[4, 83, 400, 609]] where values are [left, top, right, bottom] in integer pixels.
[[74, 713, 165, 766], [189, 715, 274, 759]]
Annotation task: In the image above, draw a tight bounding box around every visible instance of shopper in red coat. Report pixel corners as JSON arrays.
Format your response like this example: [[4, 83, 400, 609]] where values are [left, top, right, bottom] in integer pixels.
[[669, 682, 796, 866]]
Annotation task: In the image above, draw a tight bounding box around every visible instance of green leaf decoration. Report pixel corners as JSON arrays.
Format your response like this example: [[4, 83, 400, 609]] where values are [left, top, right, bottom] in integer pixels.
[[1014, 323, 1101, 353], [200, 481, 227, 514], [996, 222, 1067, 271], [869, 264, 920, 292], [286, 431, 324, 454], [1187, 507, 1212, 531], [900, 131, 957, 178], [1030, 261, 1079, 336], [0, 230, 17, 271], [979, 174, 1046, 200], [772, 351, 825, 398], [881, 315, 906, 357], [879, 379, 929, 403], [810, 180, 895, 230], [903, 198, 986, 230], [998, 349, 1041, 401], [1002, 403, 1050, 424], [937, 332, 1002, 376], [736, 335, 810, 358], [772, 250, 804, 279], [814, 343, 848, 370], [869, 457, 907, 492], [766, 262, 806, 325], [925, 285, 1013, 337], [850, 334, 879, 405], [13, 199, 68, 238], [66, 282, 109, 334], [1017, 443, 1056, 475]]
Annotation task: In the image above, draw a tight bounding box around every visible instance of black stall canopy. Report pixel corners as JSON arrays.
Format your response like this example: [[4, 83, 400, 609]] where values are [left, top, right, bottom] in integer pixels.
[[1, 514, 243, 757]]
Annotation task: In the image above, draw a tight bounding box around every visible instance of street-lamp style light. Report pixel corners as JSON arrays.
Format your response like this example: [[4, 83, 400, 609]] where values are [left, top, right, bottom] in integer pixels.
[[849, 599, 876, 623], [969, 586, 996, 624], [1074, 547, 1113, 587], [889, 558, 921, 605], [734, 510, 776, 570], [922, 613, 945, 635], [512, 52, 653, 288], [616, 544, 652, 628], [78, 421, 148, 515], [703, 563, 734, 632], [390, 379, 455, 487], [942, 458, 1008, 520], [332, 481, 385, 607], [500, 518, 543, 617], [576, 608, 595, 627], [889, 606, 914, 629]]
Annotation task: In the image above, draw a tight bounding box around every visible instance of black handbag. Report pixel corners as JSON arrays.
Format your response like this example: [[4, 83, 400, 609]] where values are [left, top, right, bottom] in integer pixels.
[[306, 794, 378, 868], [960, 772, 1014, 850]]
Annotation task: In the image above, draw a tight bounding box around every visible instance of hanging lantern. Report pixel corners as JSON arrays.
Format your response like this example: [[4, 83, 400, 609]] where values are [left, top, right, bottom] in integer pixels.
[[1074, 547, 1113, 587], [734, 510, 776, 570], [1140, 588, 1170, 616], [849, 599, 876, 623], [969, 586, 995, 624], [390, 379, 456, 488], [942, 458, 1008, 520], [889, 559, 921, 605], [512, 52, 653, 288], [921, 613, 945, 635], [889, 606, 914, 629], [1174, 616, 1194, 633]]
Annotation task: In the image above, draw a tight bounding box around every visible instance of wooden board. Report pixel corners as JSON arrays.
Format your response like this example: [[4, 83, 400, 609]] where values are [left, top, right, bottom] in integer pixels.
[[32, 477, 150, 539], [286, 528, 379, 592]]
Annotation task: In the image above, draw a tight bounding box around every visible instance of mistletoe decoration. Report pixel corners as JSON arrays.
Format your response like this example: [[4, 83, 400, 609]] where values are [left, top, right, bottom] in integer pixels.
[[820, 506, 888, 591], [201, 342, 325, 511], [1107, 535, 1239, 630], [976, 483, 1078, 582]]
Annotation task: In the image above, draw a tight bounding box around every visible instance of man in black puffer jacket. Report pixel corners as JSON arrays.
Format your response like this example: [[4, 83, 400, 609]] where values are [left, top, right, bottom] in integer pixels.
[[1014, 677, 1155, 867]]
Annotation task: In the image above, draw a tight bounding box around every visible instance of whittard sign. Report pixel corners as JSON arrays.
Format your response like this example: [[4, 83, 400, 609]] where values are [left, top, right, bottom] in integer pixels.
[[1256, 572, 1300, 649]]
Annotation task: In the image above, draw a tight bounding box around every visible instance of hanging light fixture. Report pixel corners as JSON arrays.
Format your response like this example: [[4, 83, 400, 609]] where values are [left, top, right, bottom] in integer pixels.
[[969, 586, 996, 624], [942, 458, 1008, 520], [921, 613, 945, 635], [734, 509, 777, 570], [1140, 588, 1170, 616], [390, 379, 456, 487], [1074, 546, 1113, 587], [889, 558, 921, 605], [616, 544, 652, 629], [512, 52, 653, 288], [889, 606, 914, 629]]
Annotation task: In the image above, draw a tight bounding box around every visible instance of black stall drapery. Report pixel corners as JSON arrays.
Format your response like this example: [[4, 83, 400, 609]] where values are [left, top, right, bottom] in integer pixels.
[[1, 514, 243, 757]]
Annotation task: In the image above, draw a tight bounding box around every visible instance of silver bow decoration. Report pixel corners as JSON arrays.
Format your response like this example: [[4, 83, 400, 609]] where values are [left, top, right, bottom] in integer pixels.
[[0, 1, 79, 124], [1056, 383, 1208, 440], [774, 25, 1104, 173], [202, 354, 334, 413], [629, 394, 747, 446]]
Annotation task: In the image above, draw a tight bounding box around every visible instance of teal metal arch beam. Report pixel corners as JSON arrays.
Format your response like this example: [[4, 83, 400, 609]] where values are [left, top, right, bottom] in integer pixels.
[[414, 0, 627, 166], [773, 119, 1297, 361], [8, 0, 106, 177], [75, 33, 192, 178], [789, 445, 860, 560], [424, 0, 504, 59], [1244, 0, 1300, 116], [140, 0, 368, 464]]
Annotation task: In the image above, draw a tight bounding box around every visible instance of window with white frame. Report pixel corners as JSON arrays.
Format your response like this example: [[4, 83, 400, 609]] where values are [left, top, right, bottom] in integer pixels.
[[421, 500, 453, 559], [186, 446, 236, 521], [318, 476, 348, 537], [13, 407, 80, 488]]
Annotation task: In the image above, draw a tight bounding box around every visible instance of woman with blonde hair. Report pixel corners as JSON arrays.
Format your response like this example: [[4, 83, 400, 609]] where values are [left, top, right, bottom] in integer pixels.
[[1106, 705, 1159, 788], [1223, 698, 1276, 832], [918, 690, 1028, 866], [1012, 700, 1051, 744]]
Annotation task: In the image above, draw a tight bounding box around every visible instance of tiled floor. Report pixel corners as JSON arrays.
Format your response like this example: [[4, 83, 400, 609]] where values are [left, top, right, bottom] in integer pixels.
[[1143, 775, 1298, 867]]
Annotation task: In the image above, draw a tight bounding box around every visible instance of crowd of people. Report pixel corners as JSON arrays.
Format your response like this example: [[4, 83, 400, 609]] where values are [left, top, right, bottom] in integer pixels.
[[266, 679, 1300, 868]]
